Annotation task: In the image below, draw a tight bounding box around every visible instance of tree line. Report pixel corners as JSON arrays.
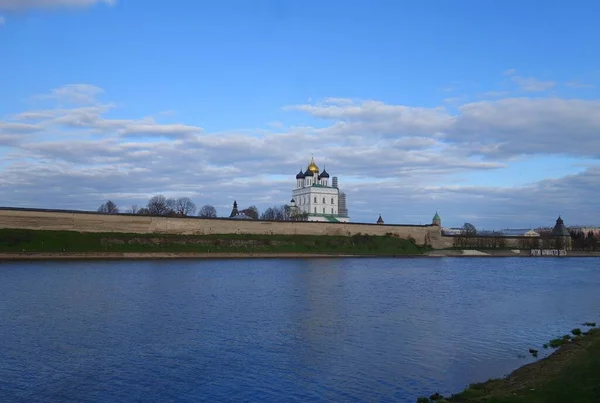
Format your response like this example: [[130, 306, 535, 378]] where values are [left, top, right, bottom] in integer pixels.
[[98, 195, 216, 218], [570, 230, 599, 251], [97, 197, 310, 221], [259, 204, 309, 221]]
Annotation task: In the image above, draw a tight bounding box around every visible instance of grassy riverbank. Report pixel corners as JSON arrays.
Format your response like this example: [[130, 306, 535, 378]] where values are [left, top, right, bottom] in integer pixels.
[[0, 228, 426, 256], [419, 327, 600, 403]]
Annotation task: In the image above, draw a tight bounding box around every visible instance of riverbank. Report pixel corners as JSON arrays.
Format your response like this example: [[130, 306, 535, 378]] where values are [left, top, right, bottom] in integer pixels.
[[426, 249, 600, 257], [0, 228, 426, 257], [420, 328, 600, 402]]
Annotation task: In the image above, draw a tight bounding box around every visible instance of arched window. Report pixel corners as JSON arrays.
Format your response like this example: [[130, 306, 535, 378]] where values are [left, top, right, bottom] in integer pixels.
[[323, 207, 325, 213], [323, 197, 326, 203], [314, 197, 317, 203], [331, 208, 334, 214], [331, 198, 334, 204], [314, 207, 316, 213]]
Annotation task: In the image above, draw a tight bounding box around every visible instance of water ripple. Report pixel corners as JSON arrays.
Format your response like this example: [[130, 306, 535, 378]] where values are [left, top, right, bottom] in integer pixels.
[[1, 257, 599, 402]]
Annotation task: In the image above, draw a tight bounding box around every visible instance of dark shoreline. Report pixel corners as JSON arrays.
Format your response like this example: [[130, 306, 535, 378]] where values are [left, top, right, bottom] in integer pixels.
[[429, 328, 600, 402], [2, 250, 600, 261]]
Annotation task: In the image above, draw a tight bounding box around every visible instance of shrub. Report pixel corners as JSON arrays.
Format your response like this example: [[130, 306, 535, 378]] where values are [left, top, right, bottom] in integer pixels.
[[572, 328, 582, 336], [549, 338, 564, 348]]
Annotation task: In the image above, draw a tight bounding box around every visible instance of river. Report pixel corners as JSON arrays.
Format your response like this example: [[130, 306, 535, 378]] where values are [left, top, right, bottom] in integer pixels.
[[1, 257, 599, 402]]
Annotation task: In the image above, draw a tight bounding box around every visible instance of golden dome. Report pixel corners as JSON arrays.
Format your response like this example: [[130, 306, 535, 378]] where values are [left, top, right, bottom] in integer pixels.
[[307, 156, 319, 173]]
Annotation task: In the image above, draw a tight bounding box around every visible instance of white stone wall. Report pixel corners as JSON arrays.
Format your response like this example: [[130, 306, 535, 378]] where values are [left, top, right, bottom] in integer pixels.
[[293, 184, 338, 218]]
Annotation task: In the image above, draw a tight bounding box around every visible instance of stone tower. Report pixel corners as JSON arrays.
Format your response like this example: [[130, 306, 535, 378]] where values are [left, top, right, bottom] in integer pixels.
[[432, 212, 441, 226], [551, 216, 572, 250]]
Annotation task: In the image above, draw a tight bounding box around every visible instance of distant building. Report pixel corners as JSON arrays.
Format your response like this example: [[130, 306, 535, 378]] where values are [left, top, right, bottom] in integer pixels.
[[230, 212, 253, 220], [551, 216, 572, 250], [567, 226, 600, 235], [332, 176, 349, 219], [292, 157, 349, 222], [376, 215, 384, 225], [228, 200, 253, 219], [497, 229, 540, 237], [442, 227, 463, 236]]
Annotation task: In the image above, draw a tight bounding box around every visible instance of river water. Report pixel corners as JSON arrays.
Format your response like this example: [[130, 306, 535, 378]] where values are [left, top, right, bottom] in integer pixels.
[[1, 257, 599, 402]]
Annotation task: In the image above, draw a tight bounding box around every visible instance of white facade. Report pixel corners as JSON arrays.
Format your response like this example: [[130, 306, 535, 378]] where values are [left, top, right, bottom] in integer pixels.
[[292, 158, 350, 223]]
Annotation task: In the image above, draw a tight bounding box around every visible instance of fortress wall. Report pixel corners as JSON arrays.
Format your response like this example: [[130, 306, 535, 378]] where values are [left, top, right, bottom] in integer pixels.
[[0, 208, 445, 248]]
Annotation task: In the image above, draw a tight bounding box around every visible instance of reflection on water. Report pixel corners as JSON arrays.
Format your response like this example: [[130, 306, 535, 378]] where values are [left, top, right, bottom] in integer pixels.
[[1, 258, 599, 402]]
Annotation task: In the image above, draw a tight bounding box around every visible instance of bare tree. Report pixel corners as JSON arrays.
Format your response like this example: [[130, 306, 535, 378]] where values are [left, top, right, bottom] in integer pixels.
[[137, 207, 150, 215], [198, 204, 217, 218], [259, 205, 291, 221], [147, 194, 172, 216], [97, 200, 119, 214], [260, 207, 276, 221], [290, 210, 309, 221], [171, 197, 196, 216], [240, 205, 259, 220], [462, 222, 477, 237], [125, 204, 138, 214]]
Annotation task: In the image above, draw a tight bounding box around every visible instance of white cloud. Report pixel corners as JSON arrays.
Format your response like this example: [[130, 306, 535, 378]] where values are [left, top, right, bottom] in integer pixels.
[[38, 84, 105, 105], [286, 100, 453, 137], [0, 0, 115, 10], [293, 97, 600, 159], [511, 76, 556, 92], [565, 81, 596, 89], [503, 69, 555, 92], [1, 83, 600, 228], [450, 98, 600, 157]]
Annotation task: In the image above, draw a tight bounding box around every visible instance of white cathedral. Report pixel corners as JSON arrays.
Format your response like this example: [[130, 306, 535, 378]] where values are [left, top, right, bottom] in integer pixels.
[[291, 157, 350, 222]]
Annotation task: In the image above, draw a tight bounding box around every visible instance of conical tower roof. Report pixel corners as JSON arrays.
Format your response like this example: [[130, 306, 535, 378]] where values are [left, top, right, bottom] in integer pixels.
[[229, 200, 239, 217], [551, 216, 570, 236]]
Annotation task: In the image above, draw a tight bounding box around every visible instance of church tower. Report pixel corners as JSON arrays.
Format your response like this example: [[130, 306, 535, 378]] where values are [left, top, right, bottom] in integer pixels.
[[291, 157, 349, 223]]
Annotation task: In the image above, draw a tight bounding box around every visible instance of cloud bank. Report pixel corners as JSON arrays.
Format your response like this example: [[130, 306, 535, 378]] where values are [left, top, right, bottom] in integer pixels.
[[1, 84, 599, 229]]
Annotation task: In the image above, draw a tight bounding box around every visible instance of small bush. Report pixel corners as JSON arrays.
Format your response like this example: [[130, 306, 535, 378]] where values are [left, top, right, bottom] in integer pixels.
[[572, 328, 582, 336], [583, 322, 596, 327], [416, 398, 430, 403], [549, 338, 564, 348], [543, 343, 549, 349], [429, 392, 443, 400]]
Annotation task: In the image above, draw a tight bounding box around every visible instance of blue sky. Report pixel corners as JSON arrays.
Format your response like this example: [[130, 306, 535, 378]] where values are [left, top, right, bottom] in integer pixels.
[[1, 0, 600, 229]]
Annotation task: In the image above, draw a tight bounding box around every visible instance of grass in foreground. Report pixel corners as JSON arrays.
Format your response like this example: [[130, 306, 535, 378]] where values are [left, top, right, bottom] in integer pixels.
[[418, 328, 600, 403], [0, 228, 427, 256]]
